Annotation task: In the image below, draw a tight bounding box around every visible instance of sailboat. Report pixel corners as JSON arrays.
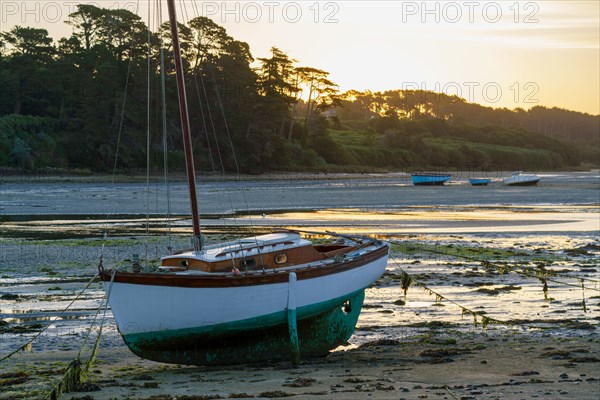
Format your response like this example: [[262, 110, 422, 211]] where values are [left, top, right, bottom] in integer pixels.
[[99, 0, 389, 366]]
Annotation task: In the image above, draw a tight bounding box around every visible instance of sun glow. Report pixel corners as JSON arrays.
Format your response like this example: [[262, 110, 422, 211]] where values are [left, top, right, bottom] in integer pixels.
[[1, 0, 598, 114]]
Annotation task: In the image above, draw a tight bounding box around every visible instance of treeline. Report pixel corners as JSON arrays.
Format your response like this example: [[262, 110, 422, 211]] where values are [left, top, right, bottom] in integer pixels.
[[336, 90, 599, 142], [0, 4, 338, 172], [323, 118, 580, 170], [0, 4, 597, 173], [335, 90, 599, 165]]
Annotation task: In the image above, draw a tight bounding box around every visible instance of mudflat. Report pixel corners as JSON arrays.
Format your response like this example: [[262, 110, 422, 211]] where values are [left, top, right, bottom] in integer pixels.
[[1, 172, 598, 399]]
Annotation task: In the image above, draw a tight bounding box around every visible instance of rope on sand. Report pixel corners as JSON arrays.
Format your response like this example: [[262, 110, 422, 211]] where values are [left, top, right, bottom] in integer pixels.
[[444, 385, 461, 400]]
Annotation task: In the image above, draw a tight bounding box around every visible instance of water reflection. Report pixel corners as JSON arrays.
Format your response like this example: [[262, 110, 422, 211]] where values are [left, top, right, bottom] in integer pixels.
[[1, 202, 598, 356]]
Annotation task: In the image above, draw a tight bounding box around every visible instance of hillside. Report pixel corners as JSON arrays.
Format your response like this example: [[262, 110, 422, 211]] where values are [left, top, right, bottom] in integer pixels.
[[322, 117, 581, 171]]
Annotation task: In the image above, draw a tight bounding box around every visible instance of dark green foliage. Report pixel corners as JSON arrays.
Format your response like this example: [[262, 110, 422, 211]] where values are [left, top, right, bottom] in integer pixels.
[[327, 113, 582, 169], [336, 90, 597, 168], [0, 114, 59, 168], [0, 7, 596, 172]]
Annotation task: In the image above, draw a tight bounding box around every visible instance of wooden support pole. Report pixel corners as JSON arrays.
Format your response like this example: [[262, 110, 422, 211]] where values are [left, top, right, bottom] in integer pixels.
[[287, 272, 300, 366]]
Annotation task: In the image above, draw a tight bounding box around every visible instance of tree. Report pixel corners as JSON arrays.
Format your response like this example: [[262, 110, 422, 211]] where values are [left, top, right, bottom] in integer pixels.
[[1, 26, 55, 114], [295, 66, 338, 139], [1, 26, 54, 59], [256, 47, 299, 139], [66, 4, 105, 50], [257, 47, 298, 100], [188, 16, 231, 71], [67, 5, 148, 61], [100, 8, 148, 61]]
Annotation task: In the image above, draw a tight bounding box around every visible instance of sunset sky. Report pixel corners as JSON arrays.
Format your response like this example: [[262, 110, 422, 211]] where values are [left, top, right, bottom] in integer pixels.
[[2, 0, 599, 114]]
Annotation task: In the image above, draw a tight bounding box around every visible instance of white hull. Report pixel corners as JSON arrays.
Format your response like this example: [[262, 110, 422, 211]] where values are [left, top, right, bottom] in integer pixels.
[[104, 254, 388, 336], [503, 172, 541, 186]]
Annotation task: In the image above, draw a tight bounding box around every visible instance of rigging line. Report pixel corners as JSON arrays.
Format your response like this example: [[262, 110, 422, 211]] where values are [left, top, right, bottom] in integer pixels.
[[191, 77, 250, 268], [390, 254, 594, 329], [110, 56, 133, 182], [182, 2, 226, 178], [103, 0, 142, 247], [388, 255, 522, 330], [197, 31, 263, 253], [178, 5, 226, 232], [145, 0, 153, 267], [76, 293, 105, 359], [45, 271, 116, 400], [187, 2, 263, 265], [197, 61, 226, 171], [86, 270, 116, 370], [188, 59, 245, 262], [175, 0, 207, 250], [177, 0, 189, 24], [45, 297, 103, 400], [206, 61, 242, 175], [0, 273, 100, 363], [180, 14, 246, 266], [511, 269, 600, 292], [498, 264, 600, 285], [110, 0, 142, 181], [183, 2, 246, 261], [192, 76, 240, 249], [158, 0, 172, 249]]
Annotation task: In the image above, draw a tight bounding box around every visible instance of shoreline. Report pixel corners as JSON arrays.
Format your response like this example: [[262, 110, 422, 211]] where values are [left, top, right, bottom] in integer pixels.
[[1, 169, 598, 184]]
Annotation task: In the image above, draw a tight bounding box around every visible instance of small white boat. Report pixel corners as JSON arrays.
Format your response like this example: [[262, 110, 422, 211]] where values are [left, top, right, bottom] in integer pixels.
[[503, 171, 541, 186]]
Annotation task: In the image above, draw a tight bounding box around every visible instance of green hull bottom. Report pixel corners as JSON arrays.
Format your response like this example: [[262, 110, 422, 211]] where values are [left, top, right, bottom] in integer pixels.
[[122, 291, 365, 366]]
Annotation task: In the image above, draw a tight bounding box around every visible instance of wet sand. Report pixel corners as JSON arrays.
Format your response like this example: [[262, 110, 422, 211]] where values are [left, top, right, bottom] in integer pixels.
[[1, 331, 599, 399], [1, 172, 599, 399], [1, 171, 599, 217]]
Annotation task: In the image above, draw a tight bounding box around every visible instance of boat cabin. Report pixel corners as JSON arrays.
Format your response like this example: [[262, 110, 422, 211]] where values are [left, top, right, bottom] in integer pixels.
[[160, 232, 355, 273]]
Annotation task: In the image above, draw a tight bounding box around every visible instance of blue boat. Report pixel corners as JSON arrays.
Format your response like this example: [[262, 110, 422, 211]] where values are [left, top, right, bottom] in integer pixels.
[[469, 178, 491, 186], [411, 173, 451, 186]]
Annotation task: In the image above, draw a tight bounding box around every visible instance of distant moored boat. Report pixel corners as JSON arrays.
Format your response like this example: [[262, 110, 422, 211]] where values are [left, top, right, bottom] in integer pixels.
[[469, 178, 492, 186], [411, 173, 451, 186], [503, 171, 541, 186]]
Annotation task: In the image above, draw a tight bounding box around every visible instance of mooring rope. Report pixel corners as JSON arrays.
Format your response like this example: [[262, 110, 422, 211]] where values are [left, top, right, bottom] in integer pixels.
[[45, 270, 116, 399], [0, 272, 100, 363], [389, 254, 508, 329], [389, 251, 593, 330], [389, 240, 600, 289], [44, 292, 105, 400]]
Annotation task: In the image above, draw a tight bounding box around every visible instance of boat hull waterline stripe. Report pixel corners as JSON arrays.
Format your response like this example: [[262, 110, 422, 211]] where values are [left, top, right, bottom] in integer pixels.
[[123, 291, 366, 365]]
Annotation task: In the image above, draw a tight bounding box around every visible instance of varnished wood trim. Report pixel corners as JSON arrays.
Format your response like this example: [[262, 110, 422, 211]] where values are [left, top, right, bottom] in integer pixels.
[[161, 244, 329, 272], [100, 245, 389, 288]]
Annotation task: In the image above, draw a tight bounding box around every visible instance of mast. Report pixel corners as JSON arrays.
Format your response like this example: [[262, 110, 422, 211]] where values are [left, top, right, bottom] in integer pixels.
[[166, 0, 201, 251]]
